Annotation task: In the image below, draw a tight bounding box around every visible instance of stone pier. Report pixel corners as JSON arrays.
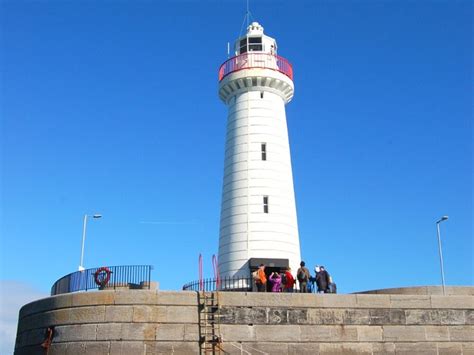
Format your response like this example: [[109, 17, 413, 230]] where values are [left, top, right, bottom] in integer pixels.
[[14, 286, 474, 354]]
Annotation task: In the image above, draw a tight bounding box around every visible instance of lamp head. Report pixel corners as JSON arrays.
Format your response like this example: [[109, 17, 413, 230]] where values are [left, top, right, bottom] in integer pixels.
[[437, 215, 449, 223], [92, 214, 102, 219]]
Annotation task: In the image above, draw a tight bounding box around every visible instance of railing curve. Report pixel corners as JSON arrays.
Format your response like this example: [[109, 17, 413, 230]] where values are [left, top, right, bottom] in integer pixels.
[[51, 265, 153, 296], [183, 276, 254, 292], [218, 53, 294, 82]]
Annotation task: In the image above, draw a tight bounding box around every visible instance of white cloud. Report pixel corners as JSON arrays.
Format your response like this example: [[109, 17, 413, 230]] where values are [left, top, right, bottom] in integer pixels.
[[0, 281, 47, 355]]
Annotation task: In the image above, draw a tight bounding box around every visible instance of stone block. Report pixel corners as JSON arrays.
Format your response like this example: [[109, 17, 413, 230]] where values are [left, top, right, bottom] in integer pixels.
[[288, 343, 320, 354], [132, 305, 159, 322], [382, 325, 426, 341], [54, 324, 97, 342], [321, 295, 358, 308], [120, 323, 156, 341], [372, 342, 396, 355], [220, 324, 256, 341], [369, 309, 391, 325], [69, 305, 106, 323], [23, 307, 104, 329], [437, 342, 463, 355], [109, 341, 145, 354], [466, 309, 474, 324], [307, 309, 345, 325], [84, 341, 111, 355], [184, 324, 199, 341], [105, 305, 133, 322], [424, 325, 449, 340], [19, 294, 73, 320], [394, 342, 437, 355], [300, 325, 358, 342], [14, 345, 44, 355], [96, 323, 122, 340], [155, 323, 184, 341], [223, 307, 264, 324], [15, 330, 28, 348], [238, 342, 289, 354], [431, 295, 474, 309], [114, 290, 158, 305], [49, 343, 68, 355], [167, 305, 198, 323], [144, 341, 199, 355], [448, 325, 474, 341], [319, 343, 372, 354], [343, 309, 370, 325], [156, 291, 198, 305], [390, 295, 431, 308], [72, 291, 114, 306], [405, 309, 435, 325], [287, 308, 309, 324], [438, 309, 466, 325], [217, 292, 251, 306], [356, 294, 391, 308], [462, 342, 474, 355], [255, 324, 301, 342], [357, 325, 383, 341], [318, 344, 345, 354], [65, 342, 87, 355], [21, 328, 44, 346], [268, 308, 288, 324]]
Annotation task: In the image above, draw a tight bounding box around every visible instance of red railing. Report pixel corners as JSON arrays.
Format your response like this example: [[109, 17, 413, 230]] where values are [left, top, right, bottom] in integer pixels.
[[218, 53, 293, 81]]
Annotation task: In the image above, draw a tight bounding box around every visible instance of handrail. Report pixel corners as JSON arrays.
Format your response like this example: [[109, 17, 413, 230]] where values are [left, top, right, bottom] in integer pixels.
[[183, 276, 254, 292], [50, 265, 153, 295], [218, 52, 294, 82]]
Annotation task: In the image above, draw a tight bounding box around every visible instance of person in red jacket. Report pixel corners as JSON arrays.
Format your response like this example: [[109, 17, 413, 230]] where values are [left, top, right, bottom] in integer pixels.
[[283, 267, 295, 292]]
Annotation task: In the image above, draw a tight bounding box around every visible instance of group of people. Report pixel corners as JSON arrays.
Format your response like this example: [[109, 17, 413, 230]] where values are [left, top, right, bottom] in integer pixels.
[[253, 261, 336, 293]]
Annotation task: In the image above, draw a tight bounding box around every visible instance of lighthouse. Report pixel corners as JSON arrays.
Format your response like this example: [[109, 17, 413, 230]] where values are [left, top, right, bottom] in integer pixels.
[[217, 22, 301, 281]]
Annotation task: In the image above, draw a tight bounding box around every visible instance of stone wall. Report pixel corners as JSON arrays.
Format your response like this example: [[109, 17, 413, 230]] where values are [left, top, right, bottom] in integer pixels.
[[15, 288, 474, 354]]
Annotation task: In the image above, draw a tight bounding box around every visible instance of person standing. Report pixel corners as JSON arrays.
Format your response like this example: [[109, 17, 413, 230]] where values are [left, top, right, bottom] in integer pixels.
[[297, 261, 310, 293], [269, 272, 282, 292], [316, 265, 330, 293], [283, 267, 295, 292], [255, 264, 267, 292]]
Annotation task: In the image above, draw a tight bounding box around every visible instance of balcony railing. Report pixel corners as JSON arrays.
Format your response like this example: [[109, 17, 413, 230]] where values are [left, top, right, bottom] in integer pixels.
[[50, 265, 153, 296], [183, 276, 254, 292], [218, 53, 294, 82]]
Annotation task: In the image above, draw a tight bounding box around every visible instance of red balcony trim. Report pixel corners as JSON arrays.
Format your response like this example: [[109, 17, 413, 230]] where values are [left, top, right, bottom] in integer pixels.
[[218, 53, 294, 82]]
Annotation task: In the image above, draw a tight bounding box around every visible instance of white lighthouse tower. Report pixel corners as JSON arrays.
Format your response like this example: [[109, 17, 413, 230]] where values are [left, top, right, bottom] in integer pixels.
[[217, 22, 301, 281]]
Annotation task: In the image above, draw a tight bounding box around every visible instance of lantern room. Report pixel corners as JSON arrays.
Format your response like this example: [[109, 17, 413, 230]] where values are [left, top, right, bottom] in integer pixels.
[[234, 22, 277, 56]]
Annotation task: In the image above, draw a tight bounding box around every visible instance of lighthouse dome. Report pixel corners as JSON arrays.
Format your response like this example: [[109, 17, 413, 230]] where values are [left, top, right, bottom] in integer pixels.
[[234, 21, 277, 56]]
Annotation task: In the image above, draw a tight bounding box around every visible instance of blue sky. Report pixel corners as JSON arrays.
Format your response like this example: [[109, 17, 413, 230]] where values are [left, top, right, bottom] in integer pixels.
[[0, 0, 472, 335]]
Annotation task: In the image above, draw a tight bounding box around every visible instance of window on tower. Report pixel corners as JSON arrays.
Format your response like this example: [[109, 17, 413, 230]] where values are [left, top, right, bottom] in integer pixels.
[[248, 37, 262, 51], [263, 196, 269, 213], [239, 38, 247, 54], [261, 143, 267, 161]]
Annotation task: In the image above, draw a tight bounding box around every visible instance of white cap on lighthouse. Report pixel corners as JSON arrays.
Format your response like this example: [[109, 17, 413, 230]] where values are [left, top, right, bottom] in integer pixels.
[[233, 22, 277, 56]]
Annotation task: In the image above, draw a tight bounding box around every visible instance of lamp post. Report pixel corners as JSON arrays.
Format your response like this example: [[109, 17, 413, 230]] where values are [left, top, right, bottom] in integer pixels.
[[436, 215, 448, 295], [79, 214, 102, 271]]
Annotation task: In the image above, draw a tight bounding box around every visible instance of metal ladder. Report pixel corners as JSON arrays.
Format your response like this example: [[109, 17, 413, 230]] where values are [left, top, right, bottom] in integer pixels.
[[199, 291, 223, 354]]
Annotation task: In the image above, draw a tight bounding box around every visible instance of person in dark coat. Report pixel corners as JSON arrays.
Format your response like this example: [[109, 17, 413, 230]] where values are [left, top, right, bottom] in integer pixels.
[[316, 265, 330, 293]]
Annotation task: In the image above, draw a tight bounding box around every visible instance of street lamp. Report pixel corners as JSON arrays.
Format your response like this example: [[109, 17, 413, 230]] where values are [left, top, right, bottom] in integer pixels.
[[436, 215, 449, 295], [79, 214, 102, 271]]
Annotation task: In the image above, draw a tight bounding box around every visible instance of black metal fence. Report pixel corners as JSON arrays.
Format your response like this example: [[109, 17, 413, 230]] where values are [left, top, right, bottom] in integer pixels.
[[51, 265, 153, 296], [182, 276, 254, 292]]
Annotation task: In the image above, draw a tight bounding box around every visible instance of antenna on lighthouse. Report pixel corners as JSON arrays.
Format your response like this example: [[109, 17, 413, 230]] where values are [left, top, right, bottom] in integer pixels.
[[246, 0, 250, 27], [227, 42, 230, 58], [238, 0, 254, 38]]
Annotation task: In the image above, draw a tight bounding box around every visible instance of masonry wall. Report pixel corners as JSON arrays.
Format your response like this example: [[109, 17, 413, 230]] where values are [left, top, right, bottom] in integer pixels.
[[15, 288, 474, 355]]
